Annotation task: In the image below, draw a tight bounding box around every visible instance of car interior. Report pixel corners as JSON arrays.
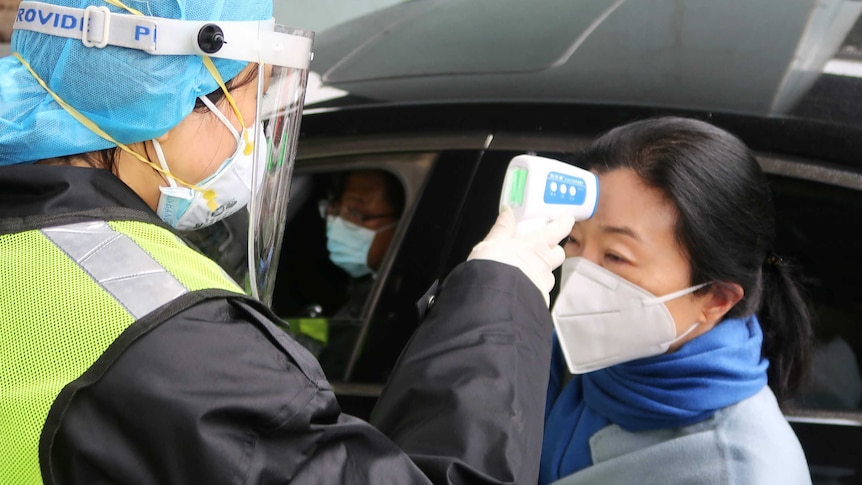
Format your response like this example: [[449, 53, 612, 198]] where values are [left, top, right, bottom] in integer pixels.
[[265, 153, 436, 384]]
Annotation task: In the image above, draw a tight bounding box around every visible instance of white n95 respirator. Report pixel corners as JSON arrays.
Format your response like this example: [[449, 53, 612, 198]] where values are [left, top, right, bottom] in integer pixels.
[[551, 257, 707, 374]]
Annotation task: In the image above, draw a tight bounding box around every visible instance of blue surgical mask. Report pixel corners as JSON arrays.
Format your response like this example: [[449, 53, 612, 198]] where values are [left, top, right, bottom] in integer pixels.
[[326, 215, 393, 278]]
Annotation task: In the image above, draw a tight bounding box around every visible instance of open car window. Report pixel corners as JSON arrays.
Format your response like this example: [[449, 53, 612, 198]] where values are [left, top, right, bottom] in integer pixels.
[[271, 153, 434, 381]]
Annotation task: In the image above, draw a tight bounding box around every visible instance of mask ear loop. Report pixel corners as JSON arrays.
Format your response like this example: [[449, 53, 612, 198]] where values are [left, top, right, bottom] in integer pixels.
[[653, 281, 712, 348], [200, 57, 254, 156], [664, 320, 701, 348], [79, 0, 250, 208], [11, 0, 222, 204], [151, 139, 177, 189], [198, 95, 243, 142], [645, 281, 712, 305], [103, 0, 255, 206]]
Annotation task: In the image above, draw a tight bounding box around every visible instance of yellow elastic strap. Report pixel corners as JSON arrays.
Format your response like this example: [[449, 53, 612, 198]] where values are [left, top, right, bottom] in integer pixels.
[[201, 56, 254, 156], [100, 0, 252, 165], [12, 52, 210, 196], [17, 0, 248, 211], [101, 0, 235, 210], [101, 0, 143, 16], [109, 0, 253, 158]]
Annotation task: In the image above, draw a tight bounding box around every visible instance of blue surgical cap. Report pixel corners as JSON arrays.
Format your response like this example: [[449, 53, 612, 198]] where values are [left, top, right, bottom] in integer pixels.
[[0, 0, 273, 165]]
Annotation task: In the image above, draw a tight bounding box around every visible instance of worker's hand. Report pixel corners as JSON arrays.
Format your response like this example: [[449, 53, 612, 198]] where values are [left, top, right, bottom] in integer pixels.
[[468, 208, 574, 306]]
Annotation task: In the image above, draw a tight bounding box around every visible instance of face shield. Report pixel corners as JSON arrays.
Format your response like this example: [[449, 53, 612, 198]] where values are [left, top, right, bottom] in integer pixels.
[[248, 31, 311, 305], [107, 18, 312, 305], [181, 22, 312, 305]]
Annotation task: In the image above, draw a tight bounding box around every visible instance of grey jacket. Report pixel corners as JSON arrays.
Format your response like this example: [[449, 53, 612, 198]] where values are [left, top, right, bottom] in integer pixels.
[[551, 386, 810, 485]]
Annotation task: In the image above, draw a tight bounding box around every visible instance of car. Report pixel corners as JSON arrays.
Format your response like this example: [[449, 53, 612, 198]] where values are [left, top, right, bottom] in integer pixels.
[[252, 0, 862, 482]]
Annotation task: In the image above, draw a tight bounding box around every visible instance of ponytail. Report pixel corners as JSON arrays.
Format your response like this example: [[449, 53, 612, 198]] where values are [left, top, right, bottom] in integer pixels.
[[757, 256, 813, 402]]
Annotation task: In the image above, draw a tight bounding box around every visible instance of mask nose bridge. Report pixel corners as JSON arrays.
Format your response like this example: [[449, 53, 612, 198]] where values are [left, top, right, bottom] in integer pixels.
[[573, 257, 623, 290]]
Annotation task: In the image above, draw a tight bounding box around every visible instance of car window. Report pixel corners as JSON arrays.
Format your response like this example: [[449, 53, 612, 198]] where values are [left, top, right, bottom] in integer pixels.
[[270, 153, 435, 382], [344, 148, 489, 386], [770, 173, 862, 411]]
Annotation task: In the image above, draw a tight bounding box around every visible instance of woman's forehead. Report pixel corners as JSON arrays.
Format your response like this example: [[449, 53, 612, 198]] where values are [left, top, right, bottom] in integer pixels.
[[583, 170, 678, 247]]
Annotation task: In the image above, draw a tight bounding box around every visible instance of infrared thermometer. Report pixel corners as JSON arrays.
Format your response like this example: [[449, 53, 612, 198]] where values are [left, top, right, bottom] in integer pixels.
[[499, 155, 599, 234]]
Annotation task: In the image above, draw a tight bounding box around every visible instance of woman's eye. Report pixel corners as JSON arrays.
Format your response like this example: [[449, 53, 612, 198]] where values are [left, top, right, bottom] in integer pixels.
[[565, 236, 579, 246], [604, 253, 625, 263]]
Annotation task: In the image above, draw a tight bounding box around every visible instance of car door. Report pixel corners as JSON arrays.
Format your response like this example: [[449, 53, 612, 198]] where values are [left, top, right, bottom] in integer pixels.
[[271, 134, 492, 418]]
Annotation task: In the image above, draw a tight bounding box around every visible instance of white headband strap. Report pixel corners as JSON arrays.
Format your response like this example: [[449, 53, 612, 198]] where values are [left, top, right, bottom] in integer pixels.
[[13, 1, 312, 69]]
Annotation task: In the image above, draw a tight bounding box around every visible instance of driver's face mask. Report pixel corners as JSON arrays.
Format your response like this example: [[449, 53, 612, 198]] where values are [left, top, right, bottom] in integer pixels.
[[551, 257, 710, 374], [325, 215, 395, 278], [154, 96, 266, 231]]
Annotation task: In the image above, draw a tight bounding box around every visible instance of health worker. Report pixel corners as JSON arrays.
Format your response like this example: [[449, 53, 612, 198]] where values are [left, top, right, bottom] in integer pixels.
[[0, 1, 574, 483]]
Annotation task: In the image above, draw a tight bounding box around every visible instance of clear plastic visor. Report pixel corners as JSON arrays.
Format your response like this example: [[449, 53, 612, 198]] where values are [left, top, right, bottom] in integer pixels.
[[247, 31, 310, 305]]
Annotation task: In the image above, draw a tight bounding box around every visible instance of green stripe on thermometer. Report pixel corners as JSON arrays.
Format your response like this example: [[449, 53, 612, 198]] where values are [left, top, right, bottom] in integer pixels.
[[507, 167, 528, 207]]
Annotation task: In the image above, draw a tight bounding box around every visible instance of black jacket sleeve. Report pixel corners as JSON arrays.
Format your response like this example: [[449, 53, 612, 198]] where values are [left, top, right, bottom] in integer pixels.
[[44, 260, 552, 485], [370, 259, 554, 484]]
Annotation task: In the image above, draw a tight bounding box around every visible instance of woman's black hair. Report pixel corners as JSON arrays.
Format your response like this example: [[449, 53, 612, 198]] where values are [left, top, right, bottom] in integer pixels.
[[584, 116, 812, 402], [193, 63, 259, 113]]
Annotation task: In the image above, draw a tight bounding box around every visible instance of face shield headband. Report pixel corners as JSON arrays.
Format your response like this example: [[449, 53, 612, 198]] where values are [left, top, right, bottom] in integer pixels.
[[14, 0, 313, 305]]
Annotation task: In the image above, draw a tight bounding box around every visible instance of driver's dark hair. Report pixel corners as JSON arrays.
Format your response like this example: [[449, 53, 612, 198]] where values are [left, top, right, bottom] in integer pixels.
[[583, 116, 812, 402], [334, 169, 405, 217]]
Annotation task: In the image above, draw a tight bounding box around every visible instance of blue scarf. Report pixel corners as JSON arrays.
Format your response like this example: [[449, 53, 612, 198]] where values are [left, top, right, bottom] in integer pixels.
[[539, 315, 769, 484]]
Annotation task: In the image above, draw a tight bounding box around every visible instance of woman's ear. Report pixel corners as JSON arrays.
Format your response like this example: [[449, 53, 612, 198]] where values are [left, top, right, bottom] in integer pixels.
[[700, 282, 744, 326]]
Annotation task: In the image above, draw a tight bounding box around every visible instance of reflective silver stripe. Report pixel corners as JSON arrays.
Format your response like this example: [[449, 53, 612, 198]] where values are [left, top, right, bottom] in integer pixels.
[[41, 221, 188, 319]]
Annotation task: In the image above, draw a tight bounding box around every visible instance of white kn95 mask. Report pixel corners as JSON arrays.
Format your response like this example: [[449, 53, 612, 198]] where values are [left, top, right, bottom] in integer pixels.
[[551, 257, 709, 374]]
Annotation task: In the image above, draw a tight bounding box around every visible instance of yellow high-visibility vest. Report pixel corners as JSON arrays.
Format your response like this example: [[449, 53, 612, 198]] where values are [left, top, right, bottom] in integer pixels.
[[1, 219, 243, 484]]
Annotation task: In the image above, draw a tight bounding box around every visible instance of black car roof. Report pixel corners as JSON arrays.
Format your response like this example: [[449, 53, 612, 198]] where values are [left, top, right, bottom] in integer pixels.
[[303, 0, 862, 130]]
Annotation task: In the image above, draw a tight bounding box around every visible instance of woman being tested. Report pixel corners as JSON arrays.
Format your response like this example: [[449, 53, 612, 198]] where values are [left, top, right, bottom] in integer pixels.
[[0, 1, 573, 483], [541, 117, 812, 484]]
